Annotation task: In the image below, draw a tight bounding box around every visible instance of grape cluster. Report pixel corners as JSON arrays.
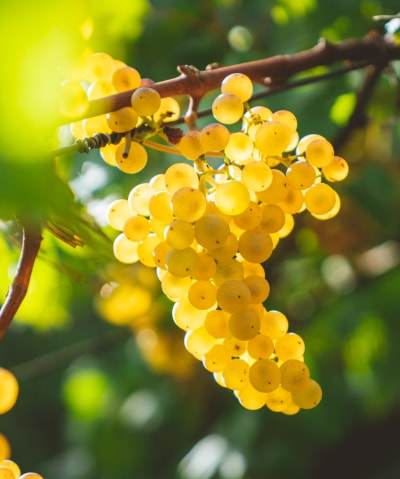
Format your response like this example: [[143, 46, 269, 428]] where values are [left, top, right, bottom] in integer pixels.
[[62, 53, 350, 413], [0, 368, 44, 478]]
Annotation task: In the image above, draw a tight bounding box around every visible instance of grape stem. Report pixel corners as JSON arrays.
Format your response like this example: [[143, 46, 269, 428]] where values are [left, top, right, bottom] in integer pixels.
[[0, 222, 42, 342], [57, 33, 400, 125]]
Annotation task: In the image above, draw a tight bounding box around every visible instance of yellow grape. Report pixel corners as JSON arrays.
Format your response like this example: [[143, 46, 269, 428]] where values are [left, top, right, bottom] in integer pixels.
[[254, 121, 292, 156], [83, 114, 111, 136], [256, 169, 288, 204], [191, 252, 217, 280], [184, 327, 216, 360], [149, 191, 174, 223], [0, 369, 18, 415], [222, 358, 249, 390], [305, 138, 334, 168], [296, 133, 325, 156], [292, 379, 323, 409], [221, 73, 253, 102], [304, 183, 336, 215], [242, 275, 270, 303], [112, 66, 141, 92], [212, 93, 244, 124], [203, 344, 231, 372], [137, 234, 162, 267], [172, 297, 207, 331], [204, 309, 230, 338], [229, 307, 260, 340], [216, 280, 251, 313], [278, 186, 304, 215], [247, 333, 274, 360], [286, 160, 317, 190], [0, 467, 16, 479], [123, 215, 150, 242], [215, 180, 250, 215], [224, 132, 254, 164], [131, 87, 161, 116], [113, 233, 139, 264], [281, 401, 300, 415], [161, 272, 192, 301], [154, 96, 181, 123], [280, 359, 310, 392], [99, 143, 118, 166], [271, 110, 298, 133], [88, 51, 115, 82], [208, 232, 239, 261], [265, 386, 292, 412], [237, 382, 268, 410], [188, 280, 217, 310], [274, 333, 305, 361], [18, 473, 44, 479], [238, 229, 273, 263], [164, 163, 199, 193], [165, 247, 198, 277], [259, 310, 288, 340], [233, 201, 261, 230], [200, 123, 230, 151], [249, 358, 281, 393], [258, 204, 285, 233], [115, 140, 148, 174], [213, 258, 244, 287], [179, 131, 206, 160], [311, 190, 341, 220], [0, 461, 20, 478], [107, 199, 131, 230], [0, 435, 10, 462], [194, 214, 230, 250], [242, 260, 265, 278], [152, 241, 171, 269], [223, 335, 248, 357], [106, 107, 138, 133], [87, 80, 116, 100], [322, 156, 349, 182], [241, 161, 273, 192], [278, 213, 295, 238], [164, 219, 194, 249], [171, 187, 207, 222]]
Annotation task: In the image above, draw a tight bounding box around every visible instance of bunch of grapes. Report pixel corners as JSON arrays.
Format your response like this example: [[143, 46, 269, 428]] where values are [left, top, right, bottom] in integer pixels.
[[62, 53, 350, 413], [0, 368, 44, 478]]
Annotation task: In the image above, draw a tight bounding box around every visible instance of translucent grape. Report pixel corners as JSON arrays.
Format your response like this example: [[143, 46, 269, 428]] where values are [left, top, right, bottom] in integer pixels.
[[154, 96, 181, 123], [322, 156, 349, 182], [88, 51, 115, 81], [271, 110, 298, 133], [203, 344, 231, 372], [274, 333, 305, 361], [212, 93, 244, 124], [224, 132, 254, 164], [208, 232, 238, 261], [204, 309, 230, 338], [296, 134, 325, 156], [243, 275, 270, 303], [137, 234, 162, 267], [87, 80, 116, 100], [131, 87, 161, 116], [265, 386, 292, 412], [161, 272, 192, 301], [179, 130, 206, 160], [216, 280, 251, 313], [164, 163, 199, 193], [194, 214, 230, 250], [188, 280, 217, 310], [238, 229, 273, 263], [0, 465, 15, 479], [123, 215, 150, 242], [164, 219, 194, 249], [292, 379, 323, 409], [148, 191, 173, 223], [0, 434, 10, 461], [254, 121, 292, 156], [241, 161, 273, 192], [286, 160, 317, 190], [165, 247, 198, 277], [184, 327, 216, 360], [191, 252, 217, 280], [258, 204, 285, 233], [213, 258, 244, 287], [278, 186, 304, 214], [106, 107, 138, 132], [280, 359, 310, 392], [223, 335, 248, 357], [222, 358, 249, 390], [260, 310, 288, 339], [221, 73, 253, 102], [171, 187, 207, 222], [83, 114, 111, 136], [233, 201, 261, 230], [172, 297, 207, 331], [311, 190, 341, 220], [215, 180, 250, 215], [249, 358, 281, 393], [229, 307, 260, 340], [112, 66, 141, 92], [305, 138, 334, 168], [18, 473, 44, 479], [247, 333, 274, 359], [152, 240, 171, 269], [237, 382, 268, 410], [304, 183, 336, 215], [0, 369, 18, 414], [107, 199, 131, 230], [99, 143, 118, 166], [113, 233, 139, 264], [115, 140, 148, 174], [256, 169, 288, 204], [200, 123, 230, 151], [278, 213, 295, 238], [0, 461, 20, 479]]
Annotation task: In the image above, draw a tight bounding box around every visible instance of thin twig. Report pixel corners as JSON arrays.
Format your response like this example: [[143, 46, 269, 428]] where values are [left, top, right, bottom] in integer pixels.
[[0, 222, 42, 342]]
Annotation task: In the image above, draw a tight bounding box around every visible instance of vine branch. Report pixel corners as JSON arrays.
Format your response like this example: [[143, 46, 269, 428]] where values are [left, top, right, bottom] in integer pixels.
[[58, 33, 400, 126], [0, 222, 42, 342]]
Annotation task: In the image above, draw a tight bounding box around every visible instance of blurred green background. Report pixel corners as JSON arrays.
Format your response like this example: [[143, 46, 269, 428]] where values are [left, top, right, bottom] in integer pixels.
[[1, 0, 400, 478]]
